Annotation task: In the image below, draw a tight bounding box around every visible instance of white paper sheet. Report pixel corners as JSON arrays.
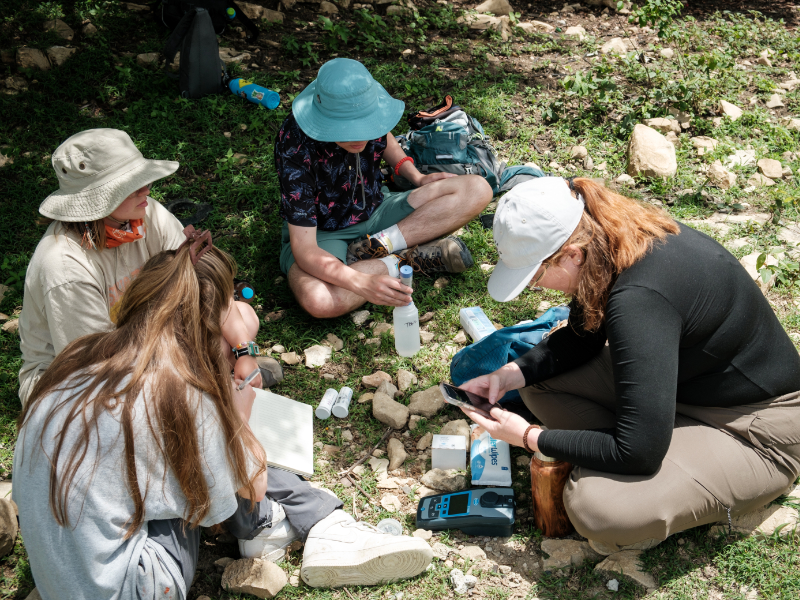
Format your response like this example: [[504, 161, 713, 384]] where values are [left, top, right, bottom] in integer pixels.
[[249, 388, 314, 477]]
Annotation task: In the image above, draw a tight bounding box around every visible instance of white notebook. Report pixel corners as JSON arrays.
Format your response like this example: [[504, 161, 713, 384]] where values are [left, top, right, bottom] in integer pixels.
[[249, 388, 314, 477]]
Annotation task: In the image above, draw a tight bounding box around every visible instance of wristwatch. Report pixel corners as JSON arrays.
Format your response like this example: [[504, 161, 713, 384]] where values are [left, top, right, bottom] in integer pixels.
[[232, 341, 259, 359]]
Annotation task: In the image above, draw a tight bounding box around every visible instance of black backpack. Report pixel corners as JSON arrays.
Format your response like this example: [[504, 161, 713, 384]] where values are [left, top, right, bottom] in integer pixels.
[[159, 0, 260, 41]]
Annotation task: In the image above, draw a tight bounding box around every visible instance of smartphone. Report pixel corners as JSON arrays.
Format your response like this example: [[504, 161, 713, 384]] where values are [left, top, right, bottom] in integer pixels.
[[439, 382, 494, 413]]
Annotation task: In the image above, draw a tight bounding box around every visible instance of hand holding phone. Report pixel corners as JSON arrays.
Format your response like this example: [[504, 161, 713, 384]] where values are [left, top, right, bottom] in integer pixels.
[[439, 382, 497, 418]]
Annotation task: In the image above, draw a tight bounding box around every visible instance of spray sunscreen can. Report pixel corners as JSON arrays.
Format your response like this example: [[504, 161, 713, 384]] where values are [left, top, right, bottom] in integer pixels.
[[228, 78, 280, 110], [316, 388, 339, 419], [332, 387, 353, 418]]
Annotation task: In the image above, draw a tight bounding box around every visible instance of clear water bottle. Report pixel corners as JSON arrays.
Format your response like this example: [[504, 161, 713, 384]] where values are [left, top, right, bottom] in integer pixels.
[[393, 265, 420, 357]]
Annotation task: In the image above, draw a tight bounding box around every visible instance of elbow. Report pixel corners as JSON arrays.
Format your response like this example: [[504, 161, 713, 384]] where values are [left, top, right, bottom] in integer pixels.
[[618, 451, 665, 476]]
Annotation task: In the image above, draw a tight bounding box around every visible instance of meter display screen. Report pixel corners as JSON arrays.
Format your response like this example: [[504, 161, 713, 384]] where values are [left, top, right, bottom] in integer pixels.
[[448, 492, 470, 515]]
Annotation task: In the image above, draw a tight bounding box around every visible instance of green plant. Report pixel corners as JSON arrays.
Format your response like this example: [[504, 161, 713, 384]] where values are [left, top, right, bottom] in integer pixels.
[[36, 1, 64, 20], [283, 34, 300, 55], [298, 41, 319, 68], [317, 16, 350, 51], [757, 250, 800, 289], [1, 256, 27, 294]]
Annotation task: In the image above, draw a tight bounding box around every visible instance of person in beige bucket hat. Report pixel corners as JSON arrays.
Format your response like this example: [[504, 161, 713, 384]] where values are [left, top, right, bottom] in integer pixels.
[[18, 128, 267, 406]]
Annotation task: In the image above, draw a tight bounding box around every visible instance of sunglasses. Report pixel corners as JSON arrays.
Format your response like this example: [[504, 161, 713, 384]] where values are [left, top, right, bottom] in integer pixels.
[[529, 263, 549, 288]]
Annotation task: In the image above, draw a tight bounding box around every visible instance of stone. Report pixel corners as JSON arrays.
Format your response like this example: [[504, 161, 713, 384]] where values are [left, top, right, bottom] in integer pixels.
[[397, 369, 417, 392], [136, 52, 159, 66], [600, 37, 631, 55], [747, 173, 775, 188], [365, 337, 380, 346], [358, 392, 374, 404], [417, 432, 433, 450], [219, 48, 251, 64], [0, 499, 17, 557], [17, 48, 50, 70], [569, 145, 588, 160], [434, 277, 450, 290], [215, 557, 236, 572], [516, 455, 531, 467], [450, 568, 478, 594], [739, 252, 778, 284], [626, 124, 677, 180], [668, 107, 692, 129], [607, 579, 619, 591], [363, 371, 392, 388], [352, 309, 370, 325], [380, 494, 402, 512], [564, 25, 586, 41], [779, 78, 800, 91], [439, 419, 471, 448], [263, 8, 285, 22], [422, 468, 468, 492], [766, 93, 785, 109], [644, 117, 681, 135], [614, 174, 634, 185], [474, 0, 512, 16], [420, 331, 435, 344], [280, 351, 300, 365], [690, 136, 718, 155], [519, 21, 555, 34], [408, 386, 446, 417], [342, 429, 354, 442], [413, 528, 433, 540], [707, 162, 737, 190], [4, 76, 28, 92], [373, 391, 409, 429], [44, 19, 74, 41], [0, 481, 11, 500], [419, 311, 435, 323], [782, 165, 793, 178], [46, 46, 76, 66], [323, 333, 344, 351], [459, 545, 487, 561], [222, 558, 288, 598], [125, 2, 151, 11], [541, 540, 602, 572], [417, 485, 438, 498], [82, 22, 98, 36], [594, 550, 656, 590], [320, 1, 339, 12], [757, 158, 783, 179], [727, 149, 757, 168], [660, 48, 674, 59], [303, 344, 331, 368], [388, 438, 408, 470], [322, 444, 340, 456], [461, 14, 512, 41], [409, 415, 422, 430], [711, 505, 799, 538], [271, 344, 285, 354], [369, 457, 390, 478], [783, 118, 800, 132], [432, 542, 452, 560], [377, 478, 399, 489], [1, 320, 19, 335], [664, 132, 680, 148], [376, 380, 400, 399], [719, 100, 743, 121]]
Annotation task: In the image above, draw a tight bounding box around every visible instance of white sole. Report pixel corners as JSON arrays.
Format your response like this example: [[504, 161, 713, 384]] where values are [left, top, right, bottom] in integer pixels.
[[301, 542, 433, 588]]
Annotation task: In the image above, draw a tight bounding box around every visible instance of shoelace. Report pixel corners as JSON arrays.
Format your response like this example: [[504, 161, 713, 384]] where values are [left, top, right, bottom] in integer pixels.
[[342, 520, 390, 535], [402, 245, 444, 276]]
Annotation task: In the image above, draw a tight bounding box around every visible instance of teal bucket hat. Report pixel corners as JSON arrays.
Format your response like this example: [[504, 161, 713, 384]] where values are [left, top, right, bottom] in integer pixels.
[[292, 58, 405, 143]]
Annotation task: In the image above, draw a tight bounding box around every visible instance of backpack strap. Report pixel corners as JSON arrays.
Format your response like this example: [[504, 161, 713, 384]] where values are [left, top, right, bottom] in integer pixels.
[[228, 0, 260, 42], [163, 7, 197, 77]]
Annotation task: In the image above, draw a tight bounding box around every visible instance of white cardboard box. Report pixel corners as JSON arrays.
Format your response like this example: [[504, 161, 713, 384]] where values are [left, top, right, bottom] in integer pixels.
[[431, 434, 467, 471]]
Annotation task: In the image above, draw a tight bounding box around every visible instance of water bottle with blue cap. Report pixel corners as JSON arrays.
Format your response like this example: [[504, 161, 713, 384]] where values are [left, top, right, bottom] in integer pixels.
[[393, 265, 420, 357], [229, 78, 280, 110]]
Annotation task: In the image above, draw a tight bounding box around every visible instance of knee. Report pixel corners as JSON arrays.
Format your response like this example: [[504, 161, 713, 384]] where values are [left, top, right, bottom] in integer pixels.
[[298, 295, 341, 319], [563, 476, 631, 543], [464, 175, 493, 210], [235, 301, 260, 337]]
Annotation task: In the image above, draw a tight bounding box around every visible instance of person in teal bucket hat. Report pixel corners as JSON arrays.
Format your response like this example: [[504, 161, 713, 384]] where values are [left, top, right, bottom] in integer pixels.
[[275, 58, 493, 318]]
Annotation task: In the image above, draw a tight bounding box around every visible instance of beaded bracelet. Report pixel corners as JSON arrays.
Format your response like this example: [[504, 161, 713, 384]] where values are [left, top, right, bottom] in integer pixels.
[[394, 156, 414, 176], [523, 424, 540, 453]]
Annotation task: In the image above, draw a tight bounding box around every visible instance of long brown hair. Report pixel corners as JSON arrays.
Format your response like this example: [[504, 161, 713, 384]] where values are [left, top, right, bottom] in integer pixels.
[[18, 245, 266, 536], [547, 178, 679, 331]]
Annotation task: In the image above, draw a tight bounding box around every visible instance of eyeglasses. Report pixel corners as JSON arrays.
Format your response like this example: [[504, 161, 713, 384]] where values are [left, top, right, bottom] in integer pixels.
[[529, 263, 549, 288]]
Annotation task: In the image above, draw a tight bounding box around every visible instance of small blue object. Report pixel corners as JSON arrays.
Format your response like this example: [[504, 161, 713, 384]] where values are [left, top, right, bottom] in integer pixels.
[[241, 286, 254, 299], [399, 265, 413, 288], [226, 7, 236, 18], [228, 78, 280, 110]]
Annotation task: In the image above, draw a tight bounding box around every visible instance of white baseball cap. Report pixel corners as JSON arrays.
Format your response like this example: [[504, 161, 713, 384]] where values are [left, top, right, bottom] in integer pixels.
[[488, 177, 584, 302]]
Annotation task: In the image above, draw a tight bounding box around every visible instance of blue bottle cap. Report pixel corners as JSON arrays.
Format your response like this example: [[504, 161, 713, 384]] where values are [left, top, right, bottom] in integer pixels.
[[242, 287, 254, 299], [399, 265, 413, 277]]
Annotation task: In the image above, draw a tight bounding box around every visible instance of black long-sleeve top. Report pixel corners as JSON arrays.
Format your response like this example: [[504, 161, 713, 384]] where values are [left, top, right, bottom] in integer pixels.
[[515, 223, 800, 475]]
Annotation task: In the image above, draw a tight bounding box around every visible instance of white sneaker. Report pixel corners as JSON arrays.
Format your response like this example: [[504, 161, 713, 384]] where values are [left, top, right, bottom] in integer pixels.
[[301, 510, 433, 588], [238, 502, 300, 563]]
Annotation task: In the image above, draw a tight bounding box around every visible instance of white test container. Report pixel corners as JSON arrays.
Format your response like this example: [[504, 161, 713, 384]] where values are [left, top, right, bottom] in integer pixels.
[[331, 386, 353, 418], [431, 434, 467, 471], [460, 307, 495, 342], [316, 388, 339, 419]]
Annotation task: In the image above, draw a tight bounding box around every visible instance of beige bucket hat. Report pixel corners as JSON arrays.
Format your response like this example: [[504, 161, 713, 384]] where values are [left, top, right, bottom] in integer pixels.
[[39, 128, 179, 222]]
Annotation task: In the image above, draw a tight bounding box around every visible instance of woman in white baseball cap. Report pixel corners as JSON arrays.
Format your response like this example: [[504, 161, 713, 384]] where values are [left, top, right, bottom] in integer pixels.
[[459, 176, 800, 554], [18, 128, 263, 406]]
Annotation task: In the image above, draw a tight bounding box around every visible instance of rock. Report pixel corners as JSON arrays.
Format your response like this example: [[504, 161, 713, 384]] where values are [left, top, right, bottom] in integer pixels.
[[433, 277, 450, 290], [280, 351, 300, 365], [419, 311, 435, 323], [690, 136, 718, 155], [710, 505, 799, 538], [388, 438, 408, 470], [271, 344, 285, 354], [320, 0, 339, 12], [719, 100, 743, 121], [0, 499, 17, 557], [766, 93, 785, 109], [219, 48, 251, 64], [461, 14, 512, 41], [594, 550, 656, 590], [125, 2, 151, 11], [440, 419, 471, 449], [707, 162, 737, 190], [614, 174, 635, 185], [417, 432, 433, 450], [474, 0, 512, 16], [303, 344, 331, 368], [431, 542, 452, 560], [322, 444, 340, 457], [541, 540, 602, 571], [377, 478, 399, 489], [342, 429, 354, 442], [607, 579, 619, 591], [46, 46, 76, 66], [239, 1, 266, 18], [352, 309, 370, 325], [369, 457, 390, 478], [626, 124, 677, 180], [644, 117, 681, 135], [365, 337, 380, 346], [515, 455, 531, 467], [380, 494, 402, 512], [409, 386, 446, 417], [450, 568, 478, 595], [660, 48, 674, 59], [747, 173, 775, 188], [413, 528, 433, 540], [377, 380, 400, 399], [397, 369, 417, 392], [757, 158, 783, 179], [372, 322, 393, 336], [358, 392, 374, 404], [1, 320, 19, 335], [215, 557, 236, 572], [17, 47, 50, 70], [422, 468, 468, 492], [784, 118, 800, 132], [420, 331, 435, 344], [363, 371, 392, 388], [4, 76, 27, 92], [417, 485, 438, 498], [373, 391, 409, 429], [323, 333, 344, 351], [519, 21, 555, 33], [43, 19, 74, 41], [263, 8, 285, 22], [459, 545, 487, 561], [664, 132, 680, 148], [727, 149, 757, 168], [569, 145, 588, 160], [600, 37, 631, 55], [82, 22, 98, 36], [136, 52, 159, 66], [739, 252, 778, 283], [564, 25, 586, 41], [782, 165, 793, 178], [408, 415, 422, 430], [264, 310, 285, 322], [222, 558, 288, 598]]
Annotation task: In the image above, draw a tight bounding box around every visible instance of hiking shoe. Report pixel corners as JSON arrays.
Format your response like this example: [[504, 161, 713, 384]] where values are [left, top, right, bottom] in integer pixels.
[[238, 502, 300, 563], [398, 235, 474, 275], [256, 356, 284, 388], [300, 510, 433, 588], [346, 235, 389, 265]]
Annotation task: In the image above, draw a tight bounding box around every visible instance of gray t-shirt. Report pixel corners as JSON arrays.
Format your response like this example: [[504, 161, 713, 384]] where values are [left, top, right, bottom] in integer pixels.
[[13, 379, 241, 600]]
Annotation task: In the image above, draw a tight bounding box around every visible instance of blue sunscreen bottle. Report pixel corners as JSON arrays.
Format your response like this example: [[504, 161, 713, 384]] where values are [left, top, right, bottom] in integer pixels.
[[228, 78, 280, 110]]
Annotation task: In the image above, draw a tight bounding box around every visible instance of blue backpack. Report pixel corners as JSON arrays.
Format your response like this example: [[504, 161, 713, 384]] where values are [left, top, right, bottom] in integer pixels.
[[449, 306, 570, 403]]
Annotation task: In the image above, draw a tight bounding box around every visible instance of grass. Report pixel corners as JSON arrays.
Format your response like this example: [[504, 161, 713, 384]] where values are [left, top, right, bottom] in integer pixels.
[[2, 0, 800, 598]]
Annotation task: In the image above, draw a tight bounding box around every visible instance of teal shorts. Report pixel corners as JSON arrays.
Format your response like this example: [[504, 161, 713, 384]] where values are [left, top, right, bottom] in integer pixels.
[[280, 187, 415, 274]]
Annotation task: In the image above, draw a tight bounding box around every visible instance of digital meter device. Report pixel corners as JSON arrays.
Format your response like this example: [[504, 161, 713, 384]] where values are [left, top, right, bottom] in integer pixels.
[[416, 488, 515, 537]]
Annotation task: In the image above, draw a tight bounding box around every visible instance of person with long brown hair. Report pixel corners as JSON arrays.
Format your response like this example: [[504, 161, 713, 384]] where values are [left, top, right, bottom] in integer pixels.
[[13, 243, 433, 599], [459, 177, 800, 553]]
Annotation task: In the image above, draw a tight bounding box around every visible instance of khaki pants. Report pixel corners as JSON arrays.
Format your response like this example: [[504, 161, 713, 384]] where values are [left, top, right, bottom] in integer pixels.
[[520, 347, 800, 546]]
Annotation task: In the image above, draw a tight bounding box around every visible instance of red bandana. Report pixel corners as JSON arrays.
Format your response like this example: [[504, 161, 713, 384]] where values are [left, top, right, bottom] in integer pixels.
[[105, 219, 146, 248]]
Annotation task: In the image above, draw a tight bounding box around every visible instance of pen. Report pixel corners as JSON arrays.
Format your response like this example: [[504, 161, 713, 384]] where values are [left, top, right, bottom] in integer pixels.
[[237, 367, 261, 391]]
